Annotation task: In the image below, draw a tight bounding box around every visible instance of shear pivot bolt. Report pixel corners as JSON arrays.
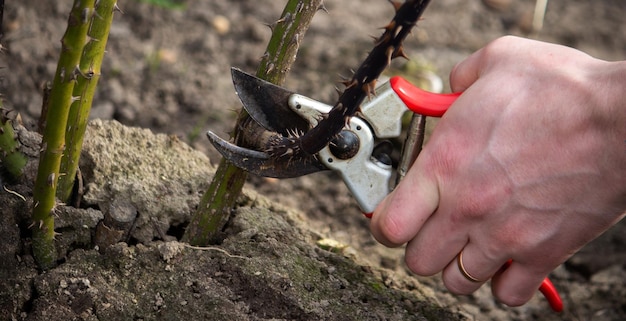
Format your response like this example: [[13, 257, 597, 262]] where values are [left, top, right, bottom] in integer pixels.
[[329, 130, 360, 160]]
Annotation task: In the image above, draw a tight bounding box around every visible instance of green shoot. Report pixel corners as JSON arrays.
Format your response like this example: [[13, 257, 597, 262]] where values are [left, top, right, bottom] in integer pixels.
[[183, 0, 324, 245]]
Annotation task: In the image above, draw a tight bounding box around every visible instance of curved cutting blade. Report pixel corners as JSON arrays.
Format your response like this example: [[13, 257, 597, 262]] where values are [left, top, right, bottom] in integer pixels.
[[231, 67, 310, 134], [207, 131, 327, 178]]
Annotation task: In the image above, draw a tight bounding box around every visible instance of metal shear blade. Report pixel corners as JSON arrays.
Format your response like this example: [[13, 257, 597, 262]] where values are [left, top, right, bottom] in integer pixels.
[[204, 68, 330, 178], [206, 131, 327, 179], [231, 67, 310, 135]]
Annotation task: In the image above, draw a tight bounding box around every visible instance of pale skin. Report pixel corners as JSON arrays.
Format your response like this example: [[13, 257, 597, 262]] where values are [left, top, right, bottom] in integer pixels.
[[369, 36, 626, 307]]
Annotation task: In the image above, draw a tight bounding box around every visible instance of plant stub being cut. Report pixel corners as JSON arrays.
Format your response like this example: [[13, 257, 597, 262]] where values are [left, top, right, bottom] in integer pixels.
[[237, 0, 432, 166], [182, 0, 324, 245]]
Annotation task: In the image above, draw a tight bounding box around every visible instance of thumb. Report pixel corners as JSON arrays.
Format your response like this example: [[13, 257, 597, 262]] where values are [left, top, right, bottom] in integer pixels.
[[370, 156, 440, 247]]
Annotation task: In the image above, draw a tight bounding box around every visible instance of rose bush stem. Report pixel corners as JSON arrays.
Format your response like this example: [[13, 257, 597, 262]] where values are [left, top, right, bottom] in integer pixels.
[[32, 0, 117, 270], [57, 0, 117, 203], [183, 0, 323, 245]]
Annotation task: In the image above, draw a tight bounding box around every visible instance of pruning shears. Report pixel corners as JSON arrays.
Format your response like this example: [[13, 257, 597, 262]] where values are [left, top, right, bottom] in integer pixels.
[[207, 67, 563, 312]]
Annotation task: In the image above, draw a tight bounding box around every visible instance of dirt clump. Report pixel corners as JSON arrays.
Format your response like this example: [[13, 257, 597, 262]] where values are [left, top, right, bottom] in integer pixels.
[[1, 120, 462, 321]]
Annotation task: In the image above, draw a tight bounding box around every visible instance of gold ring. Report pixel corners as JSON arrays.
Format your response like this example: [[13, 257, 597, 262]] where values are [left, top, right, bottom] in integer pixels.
[[457, 250, 481, 283]]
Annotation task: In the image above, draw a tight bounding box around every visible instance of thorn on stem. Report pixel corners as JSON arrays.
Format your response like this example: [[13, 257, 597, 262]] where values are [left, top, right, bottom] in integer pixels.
[[81, 8, 93, 24], [277, 12, 292, 24], [392, 45, 409, 60], [263, 22, 276, 32], [86, 35, 101, 45], [74, 65, 94, 80], [341, 79, 358, 89], [59, 67, 66, 82], [70, 65, 82, 81], [362, 80, 377, 99], [382, 21, 396, 32], [113, 3, 124, 14], [92, 10, 103, 22], [388, 0, 402, 11], [291, 33, 300, 46], [318, 1, 328, 13], [334, 86, 343, 97], [47, 173, 55, 187]]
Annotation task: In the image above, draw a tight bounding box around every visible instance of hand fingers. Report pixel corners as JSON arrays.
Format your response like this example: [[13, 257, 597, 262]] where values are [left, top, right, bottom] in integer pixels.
[[450, 36, 524, 92], [401, 202, 510, 294], [439, 244, 547, 307], [449, 48, 484, 92], [398, 190, 538, 302], [369, 156, 440, 247], [490, 261, 549, 307], [440, 242, 510, 295], [402, 203, 468, 276]]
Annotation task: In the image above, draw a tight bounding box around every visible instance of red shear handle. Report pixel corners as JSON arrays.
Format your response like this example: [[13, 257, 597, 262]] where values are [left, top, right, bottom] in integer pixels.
[[540, 277, 563, 312], [390, 76, 461, 117]]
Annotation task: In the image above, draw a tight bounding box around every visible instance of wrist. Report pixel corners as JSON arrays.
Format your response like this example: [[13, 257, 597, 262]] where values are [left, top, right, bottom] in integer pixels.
[[567, 58, 626, 214], [597, 60, 626, 211], [593, 60, 626, 137]]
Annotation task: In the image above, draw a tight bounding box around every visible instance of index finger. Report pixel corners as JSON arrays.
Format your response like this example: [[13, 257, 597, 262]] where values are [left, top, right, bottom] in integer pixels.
[[450, 36, 534, 92], [449, 50, 483, 93]]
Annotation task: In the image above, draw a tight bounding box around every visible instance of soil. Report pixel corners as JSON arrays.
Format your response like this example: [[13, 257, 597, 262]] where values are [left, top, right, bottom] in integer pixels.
[[1, 0, 625, 320]]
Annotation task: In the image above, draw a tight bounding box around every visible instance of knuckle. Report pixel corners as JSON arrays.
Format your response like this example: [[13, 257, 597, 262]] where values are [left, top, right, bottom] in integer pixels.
[[484, 35, 517, 55], [441, 274, 476, 295], [495, 291, 533, 307], [404, 255, 438, 277]]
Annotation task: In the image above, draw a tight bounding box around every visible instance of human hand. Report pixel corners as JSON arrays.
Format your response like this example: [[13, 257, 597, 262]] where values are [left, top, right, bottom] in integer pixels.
[[370, 36, 626, 307]]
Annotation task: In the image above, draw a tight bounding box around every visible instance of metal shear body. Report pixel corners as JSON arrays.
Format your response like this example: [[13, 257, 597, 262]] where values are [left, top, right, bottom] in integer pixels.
[[207, 68, 563, 312], [208, 68, 459, 214], [282, 76, 459, 214]]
